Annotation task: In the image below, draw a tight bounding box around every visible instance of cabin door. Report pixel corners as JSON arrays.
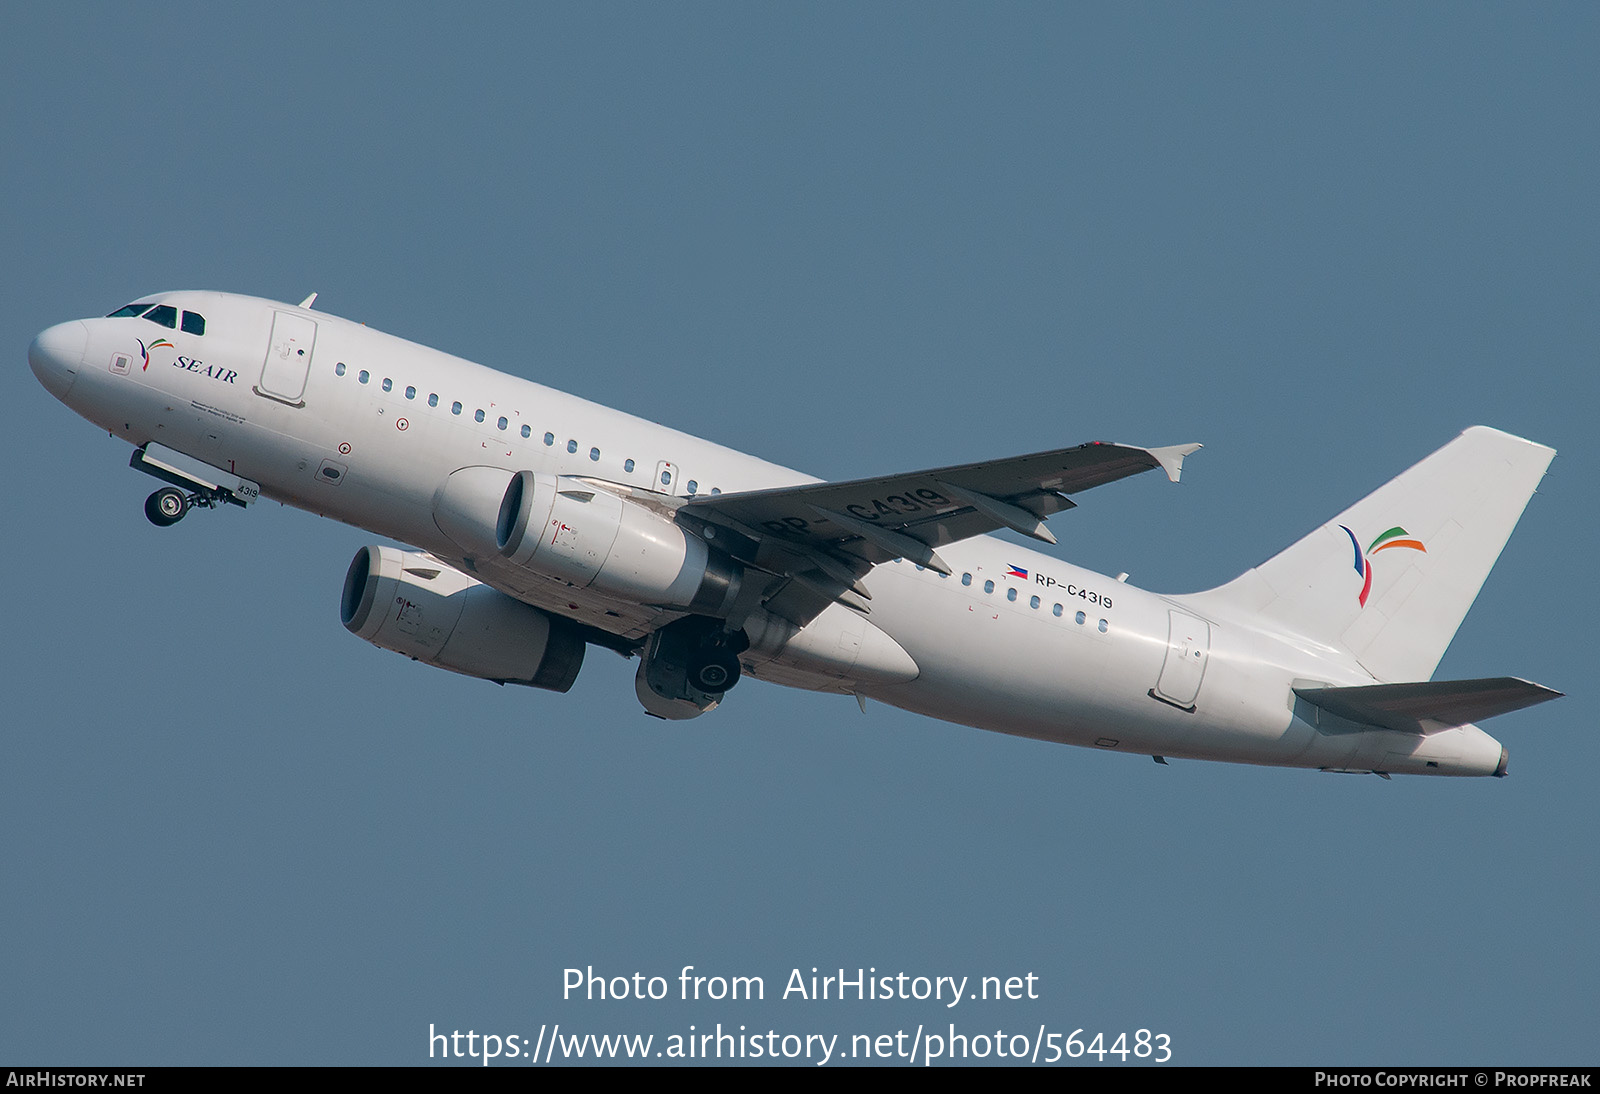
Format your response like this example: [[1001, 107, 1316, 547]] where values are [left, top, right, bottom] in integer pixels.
[[1152, 610, 1211, 712], [255, 310, 317, 406]]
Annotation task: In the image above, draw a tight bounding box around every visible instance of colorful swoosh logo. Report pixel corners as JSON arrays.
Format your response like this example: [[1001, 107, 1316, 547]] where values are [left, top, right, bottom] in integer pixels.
[[136, 337, 173, 371], [1340, 525, 1427, 607]]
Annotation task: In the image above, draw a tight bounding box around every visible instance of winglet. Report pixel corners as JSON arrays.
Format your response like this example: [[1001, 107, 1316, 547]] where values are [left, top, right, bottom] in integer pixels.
[[1145, 442, 1202, 483]]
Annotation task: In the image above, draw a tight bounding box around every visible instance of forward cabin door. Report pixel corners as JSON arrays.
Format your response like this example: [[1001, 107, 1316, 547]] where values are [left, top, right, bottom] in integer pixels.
[[255, 310, 317, 407]]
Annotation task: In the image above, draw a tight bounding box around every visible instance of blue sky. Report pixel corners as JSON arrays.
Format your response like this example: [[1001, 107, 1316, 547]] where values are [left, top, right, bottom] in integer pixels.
[[3, 4, 1595, 1065]]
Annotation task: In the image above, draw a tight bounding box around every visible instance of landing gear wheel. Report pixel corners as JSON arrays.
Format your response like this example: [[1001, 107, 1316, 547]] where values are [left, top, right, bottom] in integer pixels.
[[145, 487, 189, 527], [689, 647, 742, 694]]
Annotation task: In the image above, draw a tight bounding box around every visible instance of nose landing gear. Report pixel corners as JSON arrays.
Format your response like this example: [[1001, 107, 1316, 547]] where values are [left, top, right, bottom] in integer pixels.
[[144, 487, 189, 526], [130, 443, 261, 528], [143, 486, 222, 527]]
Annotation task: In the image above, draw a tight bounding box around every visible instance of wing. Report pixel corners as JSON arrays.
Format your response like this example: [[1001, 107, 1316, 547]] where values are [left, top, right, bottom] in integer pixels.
[[679, 440, 1200, 626]]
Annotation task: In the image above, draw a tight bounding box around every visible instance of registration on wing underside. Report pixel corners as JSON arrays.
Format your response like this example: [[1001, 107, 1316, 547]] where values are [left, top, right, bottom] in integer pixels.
[[683, 441, 1200, 565]]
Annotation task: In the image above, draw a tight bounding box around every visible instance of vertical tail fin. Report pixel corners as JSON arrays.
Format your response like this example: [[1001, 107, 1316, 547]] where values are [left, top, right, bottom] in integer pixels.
[[1185, 427, 1554, 682]]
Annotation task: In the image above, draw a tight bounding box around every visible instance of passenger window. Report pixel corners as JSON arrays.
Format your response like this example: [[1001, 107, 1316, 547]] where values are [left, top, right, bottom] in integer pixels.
[[498, 416, 508, 430], [451, 401, 462, 415], [180, 311, 206, 335], [962, 573, 972, 586], [544, 432, 554, 446], [590, 447, 600, 462], [1053, 604, 1063, 617], [1076, 611, 1086, 625], [335, 362, 346, 377], [143, 304, 177, 328], [521, 425, 531, 438], [382, 378, 392, 392], [624, 458, 635, 472], [405, 386, 416, 400], [358, 370, 369, 384], [710, 487, 721, 495], [1030, 595, 1040, 609], [428, 393, 439, 407], [1098, 619, 1108, 633], [1006, 588, 1017, 602], [983, 580, 994, 594], [660, 470, 672, 486], [567, 440, 577, 454], [686, 480, 697, 494]]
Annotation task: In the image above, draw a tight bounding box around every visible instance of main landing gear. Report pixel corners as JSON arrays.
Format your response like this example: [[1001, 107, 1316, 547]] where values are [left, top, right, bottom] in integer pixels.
[[635, 617, 750, 720], [687, 639, 742, 693]]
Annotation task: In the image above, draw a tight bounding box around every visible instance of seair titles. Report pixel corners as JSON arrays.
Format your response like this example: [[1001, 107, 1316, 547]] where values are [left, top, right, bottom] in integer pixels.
[[136, 339, 238, 385], [170, 355, 238, 385]]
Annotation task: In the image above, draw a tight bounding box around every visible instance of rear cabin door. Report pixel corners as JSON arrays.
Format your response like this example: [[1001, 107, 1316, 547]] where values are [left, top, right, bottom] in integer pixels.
[[1152, 609, 1211, 712]]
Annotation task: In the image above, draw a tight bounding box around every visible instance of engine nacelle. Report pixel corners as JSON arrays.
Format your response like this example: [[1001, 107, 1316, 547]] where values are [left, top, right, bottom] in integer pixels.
[[340, 545, 585, 692], [495, 470, 741, 615]]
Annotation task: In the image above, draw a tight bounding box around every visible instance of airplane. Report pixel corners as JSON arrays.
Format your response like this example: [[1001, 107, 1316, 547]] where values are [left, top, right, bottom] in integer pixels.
[[28, 290, 1561, 777]]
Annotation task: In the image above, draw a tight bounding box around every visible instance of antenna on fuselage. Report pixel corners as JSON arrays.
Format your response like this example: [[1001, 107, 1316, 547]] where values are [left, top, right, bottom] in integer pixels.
[[298, 292, 318, 309]]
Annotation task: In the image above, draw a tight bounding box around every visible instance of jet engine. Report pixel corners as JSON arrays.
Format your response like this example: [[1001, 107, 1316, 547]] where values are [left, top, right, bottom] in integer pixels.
[[430, 467, 743, 617], [340, 545, 585, 691], [495, 470, 743, 614]]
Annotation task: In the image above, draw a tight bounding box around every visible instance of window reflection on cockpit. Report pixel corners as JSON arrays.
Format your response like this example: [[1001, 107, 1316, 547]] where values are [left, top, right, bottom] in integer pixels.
[[106, 302, 206, 335]]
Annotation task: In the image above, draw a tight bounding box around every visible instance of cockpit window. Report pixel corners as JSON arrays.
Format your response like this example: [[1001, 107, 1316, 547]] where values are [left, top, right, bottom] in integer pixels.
[[181, 311, 206, 335], [143, 304, 178, 329], [107, 303, 155, 318]]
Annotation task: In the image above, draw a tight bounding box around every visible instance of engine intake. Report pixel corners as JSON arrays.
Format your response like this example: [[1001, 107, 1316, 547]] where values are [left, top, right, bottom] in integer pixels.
[[341, 545, 584, 692]]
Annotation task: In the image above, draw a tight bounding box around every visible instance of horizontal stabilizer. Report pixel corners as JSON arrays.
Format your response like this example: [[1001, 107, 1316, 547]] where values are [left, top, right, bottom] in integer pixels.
[[1293, 677, 1562, 735]]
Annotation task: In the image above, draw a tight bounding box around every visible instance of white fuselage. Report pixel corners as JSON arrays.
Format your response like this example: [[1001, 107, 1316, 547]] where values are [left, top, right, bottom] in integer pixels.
[[31, 291, 1509, 776]]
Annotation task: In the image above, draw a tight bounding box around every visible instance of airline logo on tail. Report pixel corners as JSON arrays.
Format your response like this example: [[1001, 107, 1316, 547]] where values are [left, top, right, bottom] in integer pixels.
[[1340, 525, 1427, 607]]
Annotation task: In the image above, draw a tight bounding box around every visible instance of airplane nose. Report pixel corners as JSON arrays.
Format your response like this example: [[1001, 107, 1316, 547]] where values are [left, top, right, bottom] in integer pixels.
[[29, 320, 87, 401]]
